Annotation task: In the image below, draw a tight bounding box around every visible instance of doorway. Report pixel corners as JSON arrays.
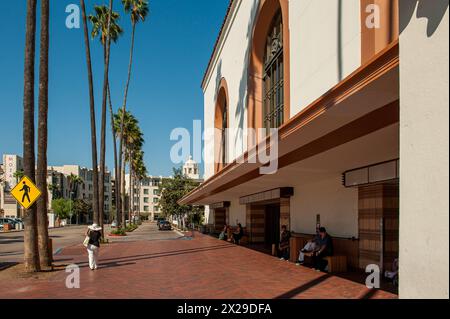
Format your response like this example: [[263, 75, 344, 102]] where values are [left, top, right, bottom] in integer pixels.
[[265, 204, 280, 249]]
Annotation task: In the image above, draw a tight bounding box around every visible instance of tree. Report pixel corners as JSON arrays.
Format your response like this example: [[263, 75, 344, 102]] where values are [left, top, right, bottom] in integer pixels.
[[107, 84, 121, 226], [22, 0, 40, 273], [13, 170, 25, 183], [89, 2, 122, 233], [118, 0, 149, 229], [159, 168, 200, 225], [72, 199, 93, 224], [36, 0, 51, 269], [114, 110, 144, 226], [52, 199, 72, 220], [80, 0, 100, 225], [67, 173, 84, 200]]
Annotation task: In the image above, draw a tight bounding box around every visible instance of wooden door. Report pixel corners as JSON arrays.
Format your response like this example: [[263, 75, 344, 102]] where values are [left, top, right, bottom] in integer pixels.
[[214, 208, 226, 233]]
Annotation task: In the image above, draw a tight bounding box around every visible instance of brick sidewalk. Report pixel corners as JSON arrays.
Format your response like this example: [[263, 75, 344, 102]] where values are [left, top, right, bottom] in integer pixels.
[[0, 233, 396, 299]]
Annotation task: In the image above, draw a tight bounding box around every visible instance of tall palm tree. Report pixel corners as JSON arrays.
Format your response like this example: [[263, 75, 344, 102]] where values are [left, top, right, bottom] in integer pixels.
[[131, 150, 147, 221], [125, 120, 143, 224], [114, 110, 143, 226], [89, 3, 122, 233], [118, 0, 149, 227], [107, 84, 121, 226], [36, 0, 51, 270], [80, 0, 100, 224], [22, 0, 40, 273]]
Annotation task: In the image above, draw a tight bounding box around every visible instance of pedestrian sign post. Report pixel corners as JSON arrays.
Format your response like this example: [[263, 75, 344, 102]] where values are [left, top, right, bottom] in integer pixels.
[[10, 176, 42, 210]]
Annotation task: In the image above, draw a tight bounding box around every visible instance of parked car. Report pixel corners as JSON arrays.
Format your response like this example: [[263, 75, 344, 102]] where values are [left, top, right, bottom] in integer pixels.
[[156, 218, 166, 228], [158, 221, 172, 231], [111, 220, 118, 228], [0, 218, 15, 230]]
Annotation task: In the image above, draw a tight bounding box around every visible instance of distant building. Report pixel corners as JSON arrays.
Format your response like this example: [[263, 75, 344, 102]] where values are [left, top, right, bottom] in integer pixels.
[[51, 165, 113, 220], [125, 175, 169, 221], [0, 155, 112, 221], [183, 156, 204, 186], [0, 154, 24, 218]]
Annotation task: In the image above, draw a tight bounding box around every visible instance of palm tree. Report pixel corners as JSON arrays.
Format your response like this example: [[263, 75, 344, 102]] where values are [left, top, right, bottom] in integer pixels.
[[131, 150, 147, 221], [22, 0, 40, 273], [114, 110, 143, 226], [118, 0, 149, 227], [89, 3, 122, 233], [36, 0, 51, 270], [80, 0, 100, 224], [108, 84, 121, 226], [13, 170, 25, 183]]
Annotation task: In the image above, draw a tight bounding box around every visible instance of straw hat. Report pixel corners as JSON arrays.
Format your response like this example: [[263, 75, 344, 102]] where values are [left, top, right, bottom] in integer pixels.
[[88, 223, 102, 231]]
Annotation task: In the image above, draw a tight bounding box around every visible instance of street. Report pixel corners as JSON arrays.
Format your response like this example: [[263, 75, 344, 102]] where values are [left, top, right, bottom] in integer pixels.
[[0, 222, 182, 264]]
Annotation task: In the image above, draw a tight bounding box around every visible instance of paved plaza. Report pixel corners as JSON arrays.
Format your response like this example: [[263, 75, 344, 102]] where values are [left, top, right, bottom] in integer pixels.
[[0, 223, 396, 299]]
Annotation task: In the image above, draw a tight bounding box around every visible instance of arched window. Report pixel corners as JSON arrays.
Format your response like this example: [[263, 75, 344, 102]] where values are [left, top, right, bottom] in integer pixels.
[[263, 10, 284, 131], [215, 79, 229, 173], [221, 99, 228, 165]]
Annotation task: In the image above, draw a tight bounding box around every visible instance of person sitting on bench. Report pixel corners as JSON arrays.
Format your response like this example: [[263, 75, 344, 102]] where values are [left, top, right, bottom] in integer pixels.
[[279, 225, 291, 260], [296, 227, 321, 265], [232, 223, 244, 245], [312, 227, 334, 272], [219, 224, 229, 241]]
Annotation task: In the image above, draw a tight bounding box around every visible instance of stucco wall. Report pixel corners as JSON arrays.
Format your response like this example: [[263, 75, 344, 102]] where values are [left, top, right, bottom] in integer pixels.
[[290, 175, 359, 238], [399, 0, 449, 299], [228, 197, 247, 227], [289, 0, 362, 114], [203, 0, 363, 178], [203, 0, 258, 181]]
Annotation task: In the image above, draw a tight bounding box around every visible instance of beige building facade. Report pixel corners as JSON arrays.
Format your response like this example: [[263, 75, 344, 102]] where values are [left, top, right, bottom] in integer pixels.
[[180, 0, 449, 299]]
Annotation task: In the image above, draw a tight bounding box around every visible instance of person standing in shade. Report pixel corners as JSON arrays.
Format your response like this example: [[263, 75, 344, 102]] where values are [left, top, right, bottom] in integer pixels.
[[85, 223, 102, 270], [279, 225, 291, 260]]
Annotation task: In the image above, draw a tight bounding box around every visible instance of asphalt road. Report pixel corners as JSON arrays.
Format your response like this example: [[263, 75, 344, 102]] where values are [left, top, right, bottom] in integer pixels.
[[0, 222, 182, 264]]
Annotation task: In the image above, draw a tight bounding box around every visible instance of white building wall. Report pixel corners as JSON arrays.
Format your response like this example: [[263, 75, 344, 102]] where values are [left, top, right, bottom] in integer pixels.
[[289, 0, 361, 114], [204, 0, 362, 177], [290, 175, 359, 238], [229, 197, 247, 227], [203, 0, 259, 181], [399, 1, 449, 299]]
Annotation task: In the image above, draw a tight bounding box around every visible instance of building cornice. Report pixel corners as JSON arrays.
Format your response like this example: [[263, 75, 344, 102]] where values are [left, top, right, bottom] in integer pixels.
[[201, 0, 241, 91]]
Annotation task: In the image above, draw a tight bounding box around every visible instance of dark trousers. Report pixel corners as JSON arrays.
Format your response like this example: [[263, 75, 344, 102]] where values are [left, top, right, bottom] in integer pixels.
[[279, 247, 289, 260], [312, 252, 330, 271]]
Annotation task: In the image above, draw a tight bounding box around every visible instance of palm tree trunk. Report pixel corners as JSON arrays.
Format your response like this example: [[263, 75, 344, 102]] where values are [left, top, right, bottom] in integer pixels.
[[80, 0, 99, 224], [99, 0, 114, 236], [22, 0, 40, 273], [36, 0, 51, 270], [107, 83, 120, 227], [129, 156, 133, 223], [118, 23, 136, 224], [121, 151, 126, 227]]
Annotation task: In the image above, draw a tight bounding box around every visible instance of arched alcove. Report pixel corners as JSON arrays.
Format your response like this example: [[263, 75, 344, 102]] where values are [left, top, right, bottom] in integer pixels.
[[247, 0, 290, 146]]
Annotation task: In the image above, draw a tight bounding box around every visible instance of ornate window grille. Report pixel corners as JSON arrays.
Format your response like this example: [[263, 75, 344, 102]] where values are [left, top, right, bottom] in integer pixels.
[[263, 11, 284, 132]]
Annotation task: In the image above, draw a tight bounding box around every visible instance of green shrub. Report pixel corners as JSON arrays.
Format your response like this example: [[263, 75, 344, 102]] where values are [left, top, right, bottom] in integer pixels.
[[111, 228, 126, 236]]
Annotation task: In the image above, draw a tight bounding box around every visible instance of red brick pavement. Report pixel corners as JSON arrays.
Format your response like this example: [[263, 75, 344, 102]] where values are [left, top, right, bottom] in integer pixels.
[[0, 233, 397, 299]]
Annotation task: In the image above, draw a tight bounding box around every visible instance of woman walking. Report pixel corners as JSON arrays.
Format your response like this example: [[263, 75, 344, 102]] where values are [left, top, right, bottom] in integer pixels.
[[85, 223, 102, 270]]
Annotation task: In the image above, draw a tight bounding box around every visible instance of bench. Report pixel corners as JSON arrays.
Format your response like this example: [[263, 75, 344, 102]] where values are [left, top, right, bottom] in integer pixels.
[[226, 227, 248, 245], [301, 252, 348, 273]]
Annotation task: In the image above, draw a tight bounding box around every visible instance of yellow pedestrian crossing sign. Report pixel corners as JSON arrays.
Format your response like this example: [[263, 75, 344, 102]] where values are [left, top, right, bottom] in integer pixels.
[[11, 176, 42, 210]]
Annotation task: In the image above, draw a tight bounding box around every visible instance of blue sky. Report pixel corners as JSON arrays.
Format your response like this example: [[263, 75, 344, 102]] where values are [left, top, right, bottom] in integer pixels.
[[0, 0, 229, 177]]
